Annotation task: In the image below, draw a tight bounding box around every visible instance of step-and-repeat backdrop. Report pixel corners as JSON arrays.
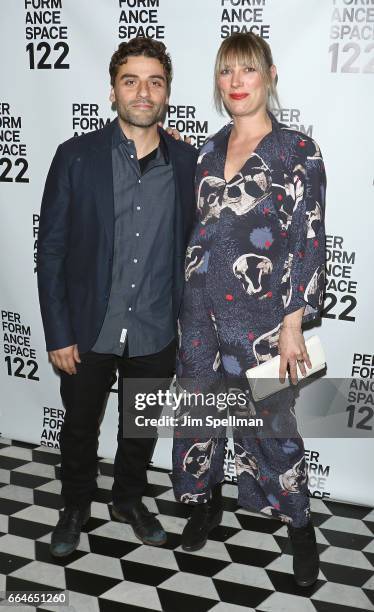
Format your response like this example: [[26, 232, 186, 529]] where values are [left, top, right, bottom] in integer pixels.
[[1, 0, 373, 506]]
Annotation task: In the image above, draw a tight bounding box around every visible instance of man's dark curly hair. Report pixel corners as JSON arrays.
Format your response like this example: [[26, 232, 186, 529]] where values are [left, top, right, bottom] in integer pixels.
[[109, 37, 173, 95]]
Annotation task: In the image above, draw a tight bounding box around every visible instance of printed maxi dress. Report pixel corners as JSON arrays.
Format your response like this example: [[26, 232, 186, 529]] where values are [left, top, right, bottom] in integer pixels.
[[171, 113, 326, 527]]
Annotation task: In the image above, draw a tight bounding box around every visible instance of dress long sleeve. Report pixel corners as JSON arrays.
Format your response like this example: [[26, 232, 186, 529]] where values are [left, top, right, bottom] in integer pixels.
[[282, 147, 326, 324]]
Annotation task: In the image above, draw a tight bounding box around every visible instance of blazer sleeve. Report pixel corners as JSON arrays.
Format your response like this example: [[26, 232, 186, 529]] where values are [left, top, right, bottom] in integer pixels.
[[37, 144, 76, 351], [282, 149, 327, 324]]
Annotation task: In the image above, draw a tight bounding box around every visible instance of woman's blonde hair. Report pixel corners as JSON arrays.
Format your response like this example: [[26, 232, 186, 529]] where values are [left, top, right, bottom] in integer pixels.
[[214, 32, 279, 115]]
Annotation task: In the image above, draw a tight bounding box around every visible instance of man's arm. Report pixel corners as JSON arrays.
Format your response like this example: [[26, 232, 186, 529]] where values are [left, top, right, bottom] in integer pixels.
[[37, 144, 80, 374]]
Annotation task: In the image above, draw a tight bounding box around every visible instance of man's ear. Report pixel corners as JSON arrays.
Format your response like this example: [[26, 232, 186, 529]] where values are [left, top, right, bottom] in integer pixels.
[[109, 87, 115, 104]]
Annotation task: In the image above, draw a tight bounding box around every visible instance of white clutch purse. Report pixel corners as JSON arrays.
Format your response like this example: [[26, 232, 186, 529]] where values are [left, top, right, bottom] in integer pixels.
[[245, 335, 326, 402]]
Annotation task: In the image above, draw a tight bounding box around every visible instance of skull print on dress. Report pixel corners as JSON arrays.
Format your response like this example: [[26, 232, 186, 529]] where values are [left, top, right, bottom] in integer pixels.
[[198, 153, 271, 224], [185, 245, 205, 281], [180, 492, 207, 504], [233, 253, 273, 297], [304, 265, 325, 308], [273, 168, 304, 232], [279, 456, 308, 493], [306, 202, 323, 239], [183, 439, 216, 479], [261, 506, 293, 523], [281, 253, 294, 308], [234, 442, 260, 480], [253, 324, 281, 365]]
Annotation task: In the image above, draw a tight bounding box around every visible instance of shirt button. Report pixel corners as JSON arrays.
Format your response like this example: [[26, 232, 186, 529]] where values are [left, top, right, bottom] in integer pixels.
[[138, 179, 141, 184], [130, 154, 134, 159], [135, 233, 140, 237], [133, 258, 138, 263], [128, 307, 132, 311], [136, 206, 141, 211], [131, 283, 135, 288]]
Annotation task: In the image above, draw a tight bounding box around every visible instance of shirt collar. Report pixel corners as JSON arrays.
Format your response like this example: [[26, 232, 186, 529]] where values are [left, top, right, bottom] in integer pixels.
[[112, 117, 169, 164], [112, 118, 126, 149]]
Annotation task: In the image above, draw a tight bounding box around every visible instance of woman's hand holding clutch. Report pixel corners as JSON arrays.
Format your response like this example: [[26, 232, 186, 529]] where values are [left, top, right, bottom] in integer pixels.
[[278, 317, 312, 385]]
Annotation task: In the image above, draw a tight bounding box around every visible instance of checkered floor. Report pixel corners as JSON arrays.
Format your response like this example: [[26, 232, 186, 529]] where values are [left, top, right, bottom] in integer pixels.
[[0, 438, 373, 612]]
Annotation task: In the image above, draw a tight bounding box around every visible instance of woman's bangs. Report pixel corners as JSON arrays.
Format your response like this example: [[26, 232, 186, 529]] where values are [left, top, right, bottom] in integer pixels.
[[218, 41, 263, 74]]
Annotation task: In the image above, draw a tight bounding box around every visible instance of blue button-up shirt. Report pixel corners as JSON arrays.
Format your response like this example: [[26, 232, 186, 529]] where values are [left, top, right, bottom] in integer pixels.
[[92, 120, 175, 357]]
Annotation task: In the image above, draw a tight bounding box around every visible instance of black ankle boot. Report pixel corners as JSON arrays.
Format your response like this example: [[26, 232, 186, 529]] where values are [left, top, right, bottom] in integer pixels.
[[50, 505, 90, 557], [182, 484, 223, 552], [287, 519, 319, 587]]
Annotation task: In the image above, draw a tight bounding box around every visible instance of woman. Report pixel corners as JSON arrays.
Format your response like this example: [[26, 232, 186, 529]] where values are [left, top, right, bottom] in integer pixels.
[[171, 32, 326, 587]]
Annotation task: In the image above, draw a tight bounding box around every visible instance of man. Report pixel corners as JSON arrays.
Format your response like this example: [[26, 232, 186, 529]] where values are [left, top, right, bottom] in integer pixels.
[[37, 37, 198, 556]]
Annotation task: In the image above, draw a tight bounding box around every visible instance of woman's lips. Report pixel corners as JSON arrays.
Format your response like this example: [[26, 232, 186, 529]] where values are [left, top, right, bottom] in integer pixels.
[[229, 93, 249, 100]]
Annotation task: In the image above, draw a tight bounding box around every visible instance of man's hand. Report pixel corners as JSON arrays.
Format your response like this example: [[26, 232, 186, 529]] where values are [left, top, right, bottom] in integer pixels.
[[278, 326, 312, 385], [49, 344, 81, 375]]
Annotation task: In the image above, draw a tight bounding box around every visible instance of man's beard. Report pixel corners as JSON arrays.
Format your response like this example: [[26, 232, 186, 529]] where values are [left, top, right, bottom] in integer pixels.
[[117, 99, 166, 128]]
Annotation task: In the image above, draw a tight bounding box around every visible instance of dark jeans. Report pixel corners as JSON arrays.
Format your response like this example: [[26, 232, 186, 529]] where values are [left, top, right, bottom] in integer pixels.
[[59, 339, 176, 510]]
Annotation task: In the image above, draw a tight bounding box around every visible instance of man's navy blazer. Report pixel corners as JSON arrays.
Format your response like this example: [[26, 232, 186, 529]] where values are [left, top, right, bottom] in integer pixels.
[[37, 119, 198, 353]]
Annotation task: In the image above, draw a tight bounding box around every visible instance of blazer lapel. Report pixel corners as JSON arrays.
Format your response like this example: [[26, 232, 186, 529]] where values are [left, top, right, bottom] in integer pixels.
[[171, 156, 185, 256], [91, 120, 116, 249]]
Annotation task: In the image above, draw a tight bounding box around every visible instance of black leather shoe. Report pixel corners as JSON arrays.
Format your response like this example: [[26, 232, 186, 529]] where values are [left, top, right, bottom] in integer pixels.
[[50, 505, 90, 558], [112, 501, 167, 546], [287, 519, 320, 587], [182, 485, 223, 552]]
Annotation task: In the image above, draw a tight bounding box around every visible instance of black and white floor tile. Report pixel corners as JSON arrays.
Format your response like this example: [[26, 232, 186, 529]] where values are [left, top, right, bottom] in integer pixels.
[[0, 437, 373, 611]]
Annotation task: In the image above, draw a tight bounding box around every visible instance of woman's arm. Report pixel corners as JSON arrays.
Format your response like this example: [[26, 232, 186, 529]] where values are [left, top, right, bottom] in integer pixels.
[[278, 139, 327, 383]]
